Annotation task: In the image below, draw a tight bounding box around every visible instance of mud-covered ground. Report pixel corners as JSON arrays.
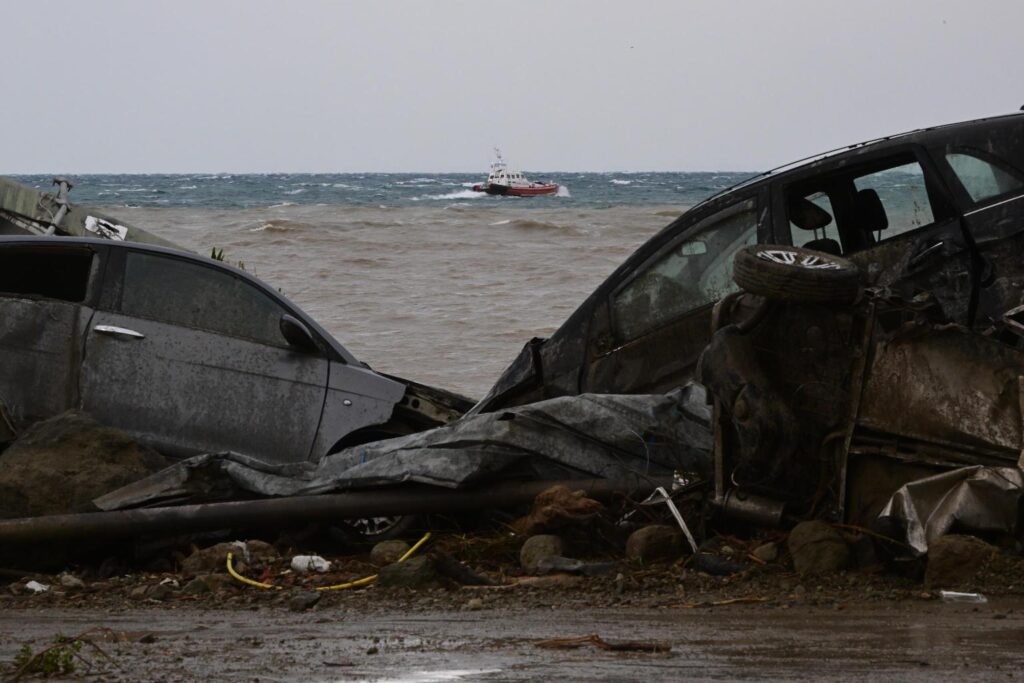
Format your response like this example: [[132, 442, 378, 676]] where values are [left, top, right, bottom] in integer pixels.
[[1, 598, 1023, 681], [3, 546, 1024, 681]]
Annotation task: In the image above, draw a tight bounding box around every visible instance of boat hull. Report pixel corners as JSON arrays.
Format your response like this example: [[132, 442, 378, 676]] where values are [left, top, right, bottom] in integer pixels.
[[477, 183, 559, 197]]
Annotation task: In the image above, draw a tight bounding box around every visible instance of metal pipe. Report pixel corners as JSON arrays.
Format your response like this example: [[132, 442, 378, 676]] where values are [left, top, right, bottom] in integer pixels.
[[0, 478, 667, 546]]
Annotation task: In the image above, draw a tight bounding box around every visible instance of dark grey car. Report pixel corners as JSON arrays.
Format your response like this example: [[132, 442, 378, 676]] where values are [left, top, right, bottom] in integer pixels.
[[0, 236, 469, 463]]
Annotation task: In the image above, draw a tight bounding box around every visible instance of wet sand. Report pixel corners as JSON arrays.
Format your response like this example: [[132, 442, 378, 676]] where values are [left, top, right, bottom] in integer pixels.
[[2, 602, 1023, 681]]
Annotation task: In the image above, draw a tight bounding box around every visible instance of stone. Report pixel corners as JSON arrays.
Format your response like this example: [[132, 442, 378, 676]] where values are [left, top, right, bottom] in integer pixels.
[[519, 535, 565, 573], [0, 411, 167, 519], [129, 585, 149, 600], [288, 590, 322, 611], [925, 535, 998, 587], [181, 539, 280, 574], [625, 525, 683, 564], [376, 556, 441, 589], [59, 573, 85, 590], [370, 540, 411, 567], [787, 521, 850, 575], [201, 573, 236, 593], [182, 578, 211, 595], [148, 583, 175, 601], [463, 598, 484, 611], [752, 542, 779, 563]]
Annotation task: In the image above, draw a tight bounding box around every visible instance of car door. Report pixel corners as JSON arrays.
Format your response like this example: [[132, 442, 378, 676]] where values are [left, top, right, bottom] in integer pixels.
[[79, 248, 329, 463], [583, 191, 766, 394], [0, 243, 99, 431], [934, 144, 1024, 327]]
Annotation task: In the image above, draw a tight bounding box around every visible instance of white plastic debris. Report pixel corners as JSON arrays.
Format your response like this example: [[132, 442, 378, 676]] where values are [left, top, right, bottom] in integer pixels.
[[159, 577, 180, 588], [24, 580, 49, 593], [939, 590, 987, 604], [291, 555, 332, 573]]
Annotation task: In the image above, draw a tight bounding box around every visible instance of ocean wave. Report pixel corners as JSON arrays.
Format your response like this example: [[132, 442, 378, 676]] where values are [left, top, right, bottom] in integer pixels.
[[268, 202, 298, 208], [415, 189, 483, 201], [178, 185, 198, 190], [285, 189, 305, 195], [610, 179, 633, 185], [556, 185, 571, 198], [248, 219, 309, 232]]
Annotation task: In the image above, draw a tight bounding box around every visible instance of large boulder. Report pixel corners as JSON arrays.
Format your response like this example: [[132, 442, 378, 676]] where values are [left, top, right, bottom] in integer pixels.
[[925, 535, 998, 587], [787, 521, 850, 575], [0, 411, 167, 518]]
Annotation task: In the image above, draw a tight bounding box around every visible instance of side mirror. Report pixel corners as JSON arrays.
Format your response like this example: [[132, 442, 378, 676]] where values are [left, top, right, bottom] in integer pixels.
[[280, 314, 319, 353]]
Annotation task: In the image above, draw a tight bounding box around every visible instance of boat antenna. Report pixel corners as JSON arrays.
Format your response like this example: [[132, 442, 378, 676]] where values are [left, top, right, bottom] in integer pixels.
[[494, 147, 504, 163]]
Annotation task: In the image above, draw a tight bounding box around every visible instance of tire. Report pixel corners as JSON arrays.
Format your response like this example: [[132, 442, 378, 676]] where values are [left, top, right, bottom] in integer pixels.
[[732, 245, 861, 304], [331, 514, 421, 544]]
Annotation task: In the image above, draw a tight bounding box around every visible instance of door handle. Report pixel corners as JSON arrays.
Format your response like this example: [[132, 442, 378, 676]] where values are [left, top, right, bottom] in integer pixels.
[[908, 240, 944, 267], [94, 325, 145, 339]]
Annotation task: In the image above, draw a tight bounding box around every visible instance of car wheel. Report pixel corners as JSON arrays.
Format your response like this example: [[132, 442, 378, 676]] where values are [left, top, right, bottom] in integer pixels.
[[732, 244, 861, 304]]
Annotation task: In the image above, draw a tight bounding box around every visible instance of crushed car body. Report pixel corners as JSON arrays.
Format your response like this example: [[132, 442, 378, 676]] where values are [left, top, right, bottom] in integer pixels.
[[474, 112, 1024, 414]]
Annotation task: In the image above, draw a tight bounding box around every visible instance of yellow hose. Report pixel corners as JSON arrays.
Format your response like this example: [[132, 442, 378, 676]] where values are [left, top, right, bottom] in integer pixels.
[[225, 532, 432, 592]]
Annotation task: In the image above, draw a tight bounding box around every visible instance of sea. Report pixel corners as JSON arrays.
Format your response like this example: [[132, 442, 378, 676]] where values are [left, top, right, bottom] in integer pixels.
[[14, 172, 753, 397]]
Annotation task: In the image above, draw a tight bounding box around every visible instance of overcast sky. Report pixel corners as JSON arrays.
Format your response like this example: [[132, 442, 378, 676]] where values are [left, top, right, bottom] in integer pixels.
[[4, 1, 1022, 173]]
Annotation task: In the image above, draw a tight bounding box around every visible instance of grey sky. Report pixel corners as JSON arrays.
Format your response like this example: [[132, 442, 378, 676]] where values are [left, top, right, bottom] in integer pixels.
[[4, 0, 1022, 173]]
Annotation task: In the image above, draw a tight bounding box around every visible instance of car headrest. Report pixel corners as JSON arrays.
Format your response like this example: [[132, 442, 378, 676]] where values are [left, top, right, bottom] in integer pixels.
[[854, 189, 889, 232], [802, 237, 842, 256], [788, 196, 833, 231]]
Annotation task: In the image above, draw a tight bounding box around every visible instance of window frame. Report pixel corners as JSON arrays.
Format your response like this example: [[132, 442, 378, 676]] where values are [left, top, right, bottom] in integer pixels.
[[0, 244, 103, 306], [608, 194, 761, 343], [776, 144, 955, 256]]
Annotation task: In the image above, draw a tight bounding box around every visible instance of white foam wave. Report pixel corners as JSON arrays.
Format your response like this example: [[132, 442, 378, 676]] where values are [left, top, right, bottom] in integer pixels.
[[611, 179, 632, 185], [178, 185, 198, 190], [418, 189, 483, 201], [556, 185, 571, 197], [489, 219, 511, 226], [285, 189, 305, 195], [268, 202, 298, 208]]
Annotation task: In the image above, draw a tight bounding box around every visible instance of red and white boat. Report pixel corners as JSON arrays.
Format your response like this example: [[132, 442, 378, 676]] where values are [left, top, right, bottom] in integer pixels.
[[471, 149, 559, 197]]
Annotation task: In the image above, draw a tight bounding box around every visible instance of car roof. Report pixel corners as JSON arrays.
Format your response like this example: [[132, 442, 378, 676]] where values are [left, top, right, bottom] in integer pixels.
[[688, 110, 1024, 214]]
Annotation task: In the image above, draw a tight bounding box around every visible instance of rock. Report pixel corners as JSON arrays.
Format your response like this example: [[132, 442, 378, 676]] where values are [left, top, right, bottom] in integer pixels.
[[376, 556, 441, 589], [181, 540, 280, 574], [59, 573, 85, 590], [201, 574, 236, 593], [370, 540, 411, 567], [926, 535, 998, 587], [288, 590, 322, 611], [463, 598, 484, 611], [129, 585, 149, 600], [625, 525, 683, 564], [787, 521, 850, 575], [0, 411, 167, 518], [148, 583, 175, 601], [752, 542, 779, 563], [511, 485, 604, 536], [519, 535, 565, 572], [182, 577, 211, 595]]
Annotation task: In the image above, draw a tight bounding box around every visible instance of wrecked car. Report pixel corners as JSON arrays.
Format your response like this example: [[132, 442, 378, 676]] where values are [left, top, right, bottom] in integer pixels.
[[0, 236, 471, 463], [475, 112, 1024, 412]]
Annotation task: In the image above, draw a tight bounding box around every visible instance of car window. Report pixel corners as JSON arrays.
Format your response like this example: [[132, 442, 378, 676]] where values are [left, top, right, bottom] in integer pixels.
[[0, 248, 93, 303], [612, 199, 758, 341], [121, 252, 287, 346], [946, 151, 1024, 204], [852, 161, 936, 242]]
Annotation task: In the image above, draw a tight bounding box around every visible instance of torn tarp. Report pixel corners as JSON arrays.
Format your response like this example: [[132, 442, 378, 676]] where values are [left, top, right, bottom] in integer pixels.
[[96, 386, 712, 511], [876, 466, 1024, 556]]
